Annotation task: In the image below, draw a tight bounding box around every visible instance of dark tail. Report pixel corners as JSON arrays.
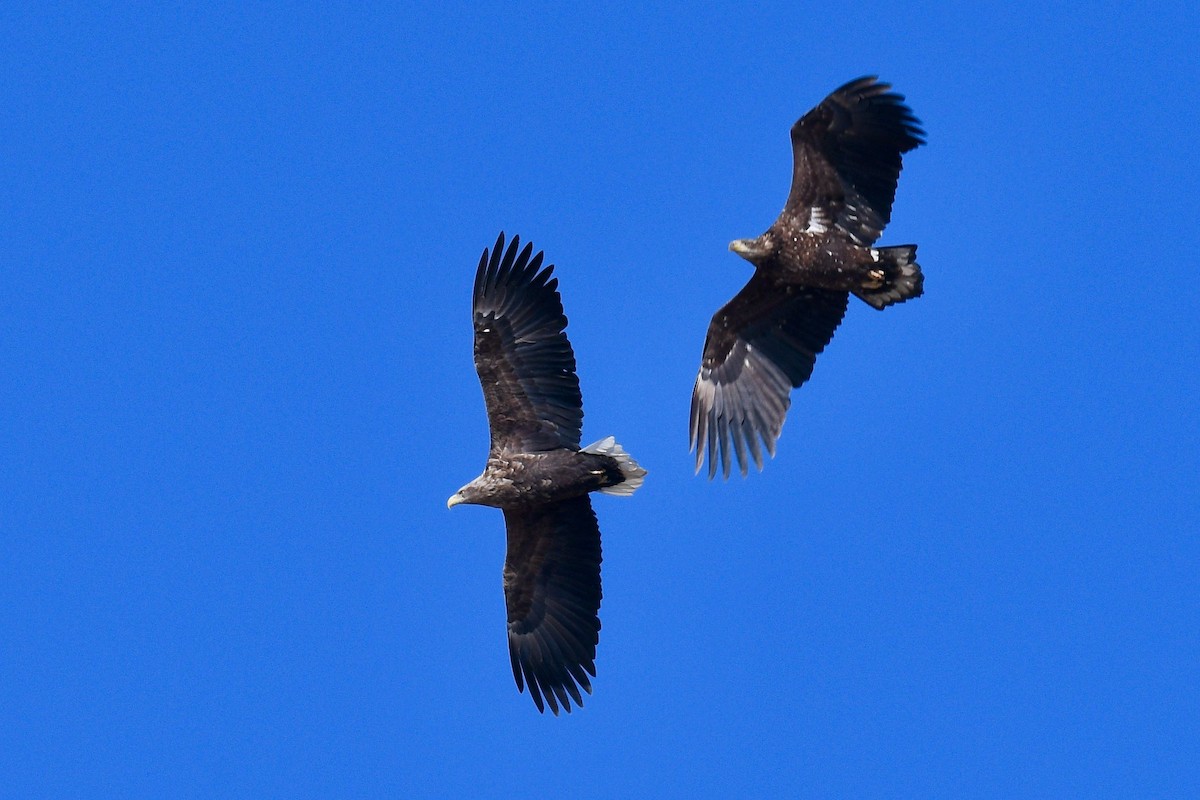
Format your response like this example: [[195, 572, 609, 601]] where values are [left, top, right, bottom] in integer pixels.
[[853, 245, 923, 310]]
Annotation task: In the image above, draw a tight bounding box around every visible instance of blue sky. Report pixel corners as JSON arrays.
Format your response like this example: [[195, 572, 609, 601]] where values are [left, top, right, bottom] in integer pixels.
[[3, 2, 1198, 797]]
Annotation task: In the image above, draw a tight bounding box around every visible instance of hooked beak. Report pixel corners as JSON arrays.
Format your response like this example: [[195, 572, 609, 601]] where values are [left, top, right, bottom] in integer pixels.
[[446, 492, 465, 509]]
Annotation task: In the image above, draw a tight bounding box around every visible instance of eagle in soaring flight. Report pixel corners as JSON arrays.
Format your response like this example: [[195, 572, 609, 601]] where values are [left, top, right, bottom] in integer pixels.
[[690, 76, 926, 478], [447, 233, 646, 714]]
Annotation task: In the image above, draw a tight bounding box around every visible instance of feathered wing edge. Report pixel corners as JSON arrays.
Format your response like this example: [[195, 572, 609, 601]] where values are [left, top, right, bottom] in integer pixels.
[[786, 76, 925, 247], [472, 233, 584, 454], [502, 496, 603, 715], [690, 279, 848, 478]]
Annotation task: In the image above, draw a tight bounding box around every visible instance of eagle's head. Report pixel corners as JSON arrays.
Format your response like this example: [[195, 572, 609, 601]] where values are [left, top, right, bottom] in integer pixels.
[[447, 479, 484, 509], [729, 233, 775, 264]]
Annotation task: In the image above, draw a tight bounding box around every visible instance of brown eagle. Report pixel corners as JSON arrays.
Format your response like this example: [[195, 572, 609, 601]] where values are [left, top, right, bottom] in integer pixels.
[[690, 76, 926, 478], [448, 233, 646, 714]]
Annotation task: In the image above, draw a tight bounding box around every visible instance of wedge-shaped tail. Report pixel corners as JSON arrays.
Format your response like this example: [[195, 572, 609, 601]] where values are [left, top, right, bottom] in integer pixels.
[[583, 436, 647, 496], [854, 245, 923, 310]]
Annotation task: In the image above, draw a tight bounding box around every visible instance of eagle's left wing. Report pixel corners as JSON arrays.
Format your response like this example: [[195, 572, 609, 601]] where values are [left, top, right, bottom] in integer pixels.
[[472, 233, 584, 456], [783, 76, 924, 246]]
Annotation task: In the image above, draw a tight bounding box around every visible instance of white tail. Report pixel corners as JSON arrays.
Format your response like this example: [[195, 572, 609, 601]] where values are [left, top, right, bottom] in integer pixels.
[[583, 436, 647, 496]]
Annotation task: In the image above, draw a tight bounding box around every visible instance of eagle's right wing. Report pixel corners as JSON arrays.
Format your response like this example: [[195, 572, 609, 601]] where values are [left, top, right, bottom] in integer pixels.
[[502, 495, 602, 715], [690, 272, 848, 479]]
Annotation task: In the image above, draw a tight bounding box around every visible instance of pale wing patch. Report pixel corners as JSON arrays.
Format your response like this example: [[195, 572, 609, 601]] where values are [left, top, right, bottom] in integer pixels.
[[804, 205, 831, 234]]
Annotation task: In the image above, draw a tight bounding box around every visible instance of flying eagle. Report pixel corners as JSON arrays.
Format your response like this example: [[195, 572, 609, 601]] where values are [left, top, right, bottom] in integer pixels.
[[447, 233, 647, 714], [690, 76, 926, 478]]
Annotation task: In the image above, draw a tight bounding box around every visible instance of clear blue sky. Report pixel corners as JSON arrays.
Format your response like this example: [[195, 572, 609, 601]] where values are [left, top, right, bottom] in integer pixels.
[[4, 2, 1198, 797]]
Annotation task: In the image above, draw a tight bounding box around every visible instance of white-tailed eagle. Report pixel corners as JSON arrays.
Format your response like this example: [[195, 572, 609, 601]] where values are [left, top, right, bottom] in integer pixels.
[[690, 76, 926, 478], [448, 233, 646, 714]]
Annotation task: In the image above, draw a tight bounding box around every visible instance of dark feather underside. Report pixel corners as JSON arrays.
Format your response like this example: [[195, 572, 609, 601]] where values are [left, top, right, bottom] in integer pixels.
[[691, 273, 848, 478], [473, 233, 583, 455], [784, 75, 925, 246], [503, 495, 602, 715]]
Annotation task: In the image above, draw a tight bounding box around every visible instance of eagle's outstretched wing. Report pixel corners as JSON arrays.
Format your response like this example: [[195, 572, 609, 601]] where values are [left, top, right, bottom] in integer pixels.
[[783, 76, 924, 246], [502, 496, 602, 715], [473, 233, 583, 455], [691, 272, 848, 478]]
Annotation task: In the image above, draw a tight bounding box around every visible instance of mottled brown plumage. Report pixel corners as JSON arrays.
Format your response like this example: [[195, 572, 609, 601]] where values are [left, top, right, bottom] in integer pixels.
[[690, 76, 926, 478], [448, 233, 646, 714]]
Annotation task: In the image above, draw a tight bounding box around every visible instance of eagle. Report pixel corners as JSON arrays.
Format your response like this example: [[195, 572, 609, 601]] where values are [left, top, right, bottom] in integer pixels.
[[689, 76, 926, 478], [447, 233, 647, 714]]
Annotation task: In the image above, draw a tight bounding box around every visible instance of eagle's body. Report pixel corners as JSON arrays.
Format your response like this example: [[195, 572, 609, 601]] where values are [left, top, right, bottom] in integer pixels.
[[738, 227, 884, 289], [448, 233, 645, 715], [453, 449, 630, 509], [690, 76, 926, 478]]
